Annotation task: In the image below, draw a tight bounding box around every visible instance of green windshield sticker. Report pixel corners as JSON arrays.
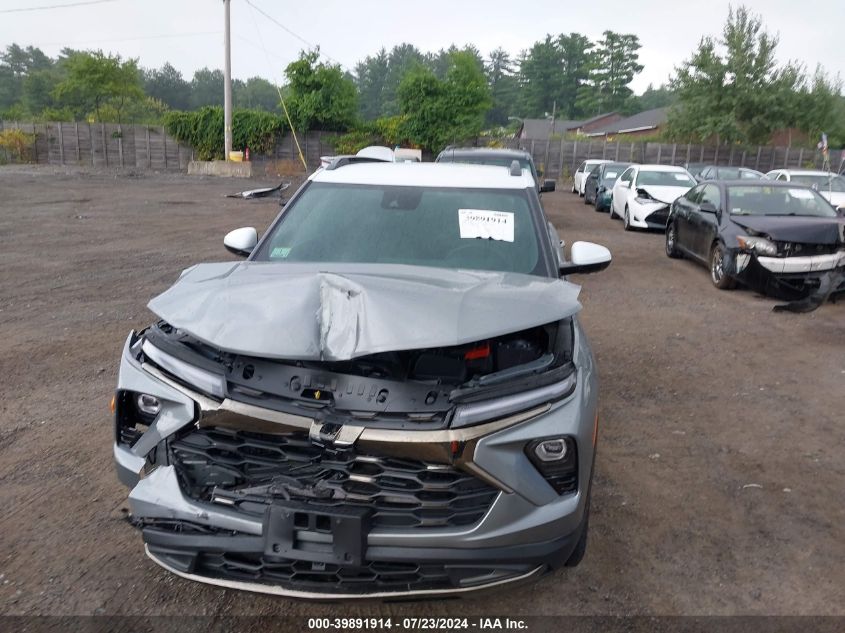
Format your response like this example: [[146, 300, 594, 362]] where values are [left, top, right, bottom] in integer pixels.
[[271, 246, 292, 258]]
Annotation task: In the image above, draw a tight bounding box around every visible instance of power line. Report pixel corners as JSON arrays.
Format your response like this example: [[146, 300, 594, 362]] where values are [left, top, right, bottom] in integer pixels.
[[0, 0, 120, 14], [33, 31, 222, 48], [242, 0, 343, 69]]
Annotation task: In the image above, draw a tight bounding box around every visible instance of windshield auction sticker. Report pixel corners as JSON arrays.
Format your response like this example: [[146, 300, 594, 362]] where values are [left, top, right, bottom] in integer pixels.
[[458, 209, 515, 242]]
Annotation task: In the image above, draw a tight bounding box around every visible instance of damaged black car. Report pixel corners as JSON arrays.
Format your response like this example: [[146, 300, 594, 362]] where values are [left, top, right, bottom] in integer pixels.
[[665, 180, 845, 302]]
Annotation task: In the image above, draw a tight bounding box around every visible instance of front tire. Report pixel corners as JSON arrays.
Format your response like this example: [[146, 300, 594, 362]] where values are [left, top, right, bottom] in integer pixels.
[[564, 504, 590, 567], [623, 205, 633, 231], [710, 242, 737, 289], [665, 221, 682, 258]]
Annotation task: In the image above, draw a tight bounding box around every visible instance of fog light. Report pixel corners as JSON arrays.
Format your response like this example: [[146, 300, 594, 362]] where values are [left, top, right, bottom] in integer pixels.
[[526, 436, 578, 495], [136, 393, 161, 416], [534, 438, 568, 462]]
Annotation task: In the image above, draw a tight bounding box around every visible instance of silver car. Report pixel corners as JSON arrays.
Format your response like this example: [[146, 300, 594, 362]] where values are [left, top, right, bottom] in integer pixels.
[[113, 158, 611, 599]]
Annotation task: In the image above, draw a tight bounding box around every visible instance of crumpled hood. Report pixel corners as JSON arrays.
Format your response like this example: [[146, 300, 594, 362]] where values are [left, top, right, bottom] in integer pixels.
[[147, 262, 582, 360], [732, 215, 845, 244], [637, 185, 691, 205]]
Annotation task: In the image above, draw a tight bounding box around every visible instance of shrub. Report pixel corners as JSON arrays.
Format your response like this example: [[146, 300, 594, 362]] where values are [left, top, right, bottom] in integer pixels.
[[164, 106, 287, 160], [0, 128, 35, 162], [333, 115, 410, 155]]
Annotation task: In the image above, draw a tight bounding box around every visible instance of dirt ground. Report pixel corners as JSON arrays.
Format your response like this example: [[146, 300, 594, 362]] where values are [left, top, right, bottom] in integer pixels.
[[0, 166, 843, 617]]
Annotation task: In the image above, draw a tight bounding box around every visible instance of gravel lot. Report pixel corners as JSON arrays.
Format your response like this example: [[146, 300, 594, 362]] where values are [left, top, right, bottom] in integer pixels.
[[1, 166, 843, 617]]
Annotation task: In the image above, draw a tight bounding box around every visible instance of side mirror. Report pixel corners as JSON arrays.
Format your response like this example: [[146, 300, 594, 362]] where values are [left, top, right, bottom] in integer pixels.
[[540, 179, 556, 193], [224, 227, 257, 257], [559, 241, 612, 276], [699, 202, 717, 214]]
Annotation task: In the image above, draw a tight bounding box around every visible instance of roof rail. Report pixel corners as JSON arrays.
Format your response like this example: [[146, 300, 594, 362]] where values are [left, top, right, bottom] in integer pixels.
[[510, 160, 522, 177], [325, 156, 391, 171]]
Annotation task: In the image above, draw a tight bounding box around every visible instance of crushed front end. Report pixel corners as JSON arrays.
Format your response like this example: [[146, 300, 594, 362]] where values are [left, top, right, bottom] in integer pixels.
[[725, 237, 845, 301], [114, 316, 598, 599]]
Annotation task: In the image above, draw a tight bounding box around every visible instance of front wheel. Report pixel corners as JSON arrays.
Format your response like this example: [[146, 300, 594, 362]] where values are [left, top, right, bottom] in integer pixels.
[[623, 206, 633, 231], [665, 222, 682, 258], [710, 242, 737, 289]]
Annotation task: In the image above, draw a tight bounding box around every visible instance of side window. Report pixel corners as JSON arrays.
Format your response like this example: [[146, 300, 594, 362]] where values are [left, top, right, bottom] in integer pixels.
[[619, 167, 635, 183], [685, 184, 705, 203], [576, 162, 586, 173], [700, 167, 712, 179], [700, 184, 721, 208], [776, 173, 788, 181]]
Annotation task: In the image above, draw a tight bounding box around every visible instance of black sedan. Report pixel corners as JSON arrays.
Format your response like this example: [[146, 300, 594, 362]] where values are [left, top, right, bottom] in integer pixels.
[[665, 180, 845, 300], [584, 162, 632, 211]]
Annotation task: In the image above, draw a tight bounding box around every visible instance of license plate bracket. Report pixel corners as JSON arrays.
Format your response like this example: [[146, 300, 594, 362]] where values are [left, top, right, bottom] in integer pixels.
[[263, 501, 370, 567]]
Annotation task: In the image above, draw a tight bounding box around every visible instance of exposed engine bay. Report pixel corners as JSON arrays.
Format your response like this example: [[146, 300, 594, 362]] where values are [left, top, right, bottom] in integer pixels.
[[139, 316, 575, 430]]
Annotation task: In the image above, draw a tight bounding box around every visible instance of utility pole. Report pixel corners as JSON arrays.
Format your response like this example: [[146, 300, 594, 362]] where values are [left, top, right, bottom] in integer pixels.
[[223, 0, 233, 160]]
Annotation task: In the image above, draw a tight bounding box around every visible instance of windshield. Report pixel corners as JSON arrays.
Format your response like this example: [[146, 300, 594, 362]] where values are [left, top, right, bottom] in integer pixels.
[[714, 167, 762, 179], [727, 185, 838, 217], [253, 183, 547, 275], [600, 164, 627, 184], [790, 174, 845, 192], [443, 155, 538, 184], [636, 170, 696, 187]]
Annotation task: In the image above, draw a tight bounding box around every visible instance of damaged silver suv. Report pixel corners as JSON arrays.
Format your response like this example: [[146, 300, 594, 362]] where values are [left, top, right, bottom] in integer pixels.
[[113, 158, 612, 599]]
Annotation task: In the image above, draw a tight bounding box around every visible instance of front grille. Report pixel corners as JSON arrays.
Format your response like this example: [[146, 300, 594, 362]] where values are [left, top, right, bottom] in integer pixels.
[[645, 207, 670, 226], [170, 427, 499, 529], [197, 552, 455, 593]]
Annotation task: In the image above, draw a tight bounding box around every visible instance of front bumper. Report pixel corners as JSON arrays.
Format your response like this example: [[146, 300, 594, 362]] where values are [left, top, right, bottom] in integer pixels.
[[627, 200, 671, 229], [114, 326, 598, 598], [728, 249, 845, 300]]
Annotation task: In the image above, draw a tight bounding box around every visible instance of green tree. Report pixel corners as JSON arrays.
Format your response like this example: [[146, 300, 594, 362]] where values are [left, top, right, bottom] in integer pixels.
[[53, 50, 143, 122], [398, 51, 491, 152], [284, 50, 357, 131], [576, 31, 643, 116], [0, 44, 53, 113], [383, 43, 426, 116], [190, 67, 224, 109], [143, 62, 190, 110], [557, 33, 593, 118], [354, 48, 390, 120], [234, 77, 280, 111], [517, 35, 563, 118], [627, 83, 676, 114], [666, 5, 805, 144], [485, 47, 518, 126]]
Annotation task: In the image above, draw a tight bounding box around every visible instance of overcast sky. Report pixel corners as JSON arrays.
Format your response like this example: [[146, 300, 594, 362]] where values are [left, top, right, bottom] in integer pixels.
[[1, 0, 842, 94]]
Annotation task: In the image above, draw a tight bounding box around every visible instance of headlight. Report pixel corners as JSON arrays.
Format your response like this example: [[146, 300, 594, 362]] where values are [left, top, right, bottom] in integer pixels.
[[635, 188, 655, 203], [141, 340, 226, 398], [737, 235, 777, 255]]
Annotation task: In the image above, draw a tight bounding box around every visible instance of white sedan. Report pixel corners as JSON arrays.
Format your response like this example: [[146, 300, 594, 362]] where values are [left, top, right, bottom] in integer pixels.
[[765, 169, 845, 211], [573, 159, 613, 196], [610, 165, 696, 230]]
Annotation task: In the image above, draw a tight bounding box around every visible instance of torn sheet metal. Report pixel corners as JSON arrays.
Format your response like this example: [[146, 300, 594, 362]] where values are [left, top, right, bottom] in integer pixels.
[[147, 262, 582, 361], [226, 181, 290, 199], [773, 266, 845, 313]]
